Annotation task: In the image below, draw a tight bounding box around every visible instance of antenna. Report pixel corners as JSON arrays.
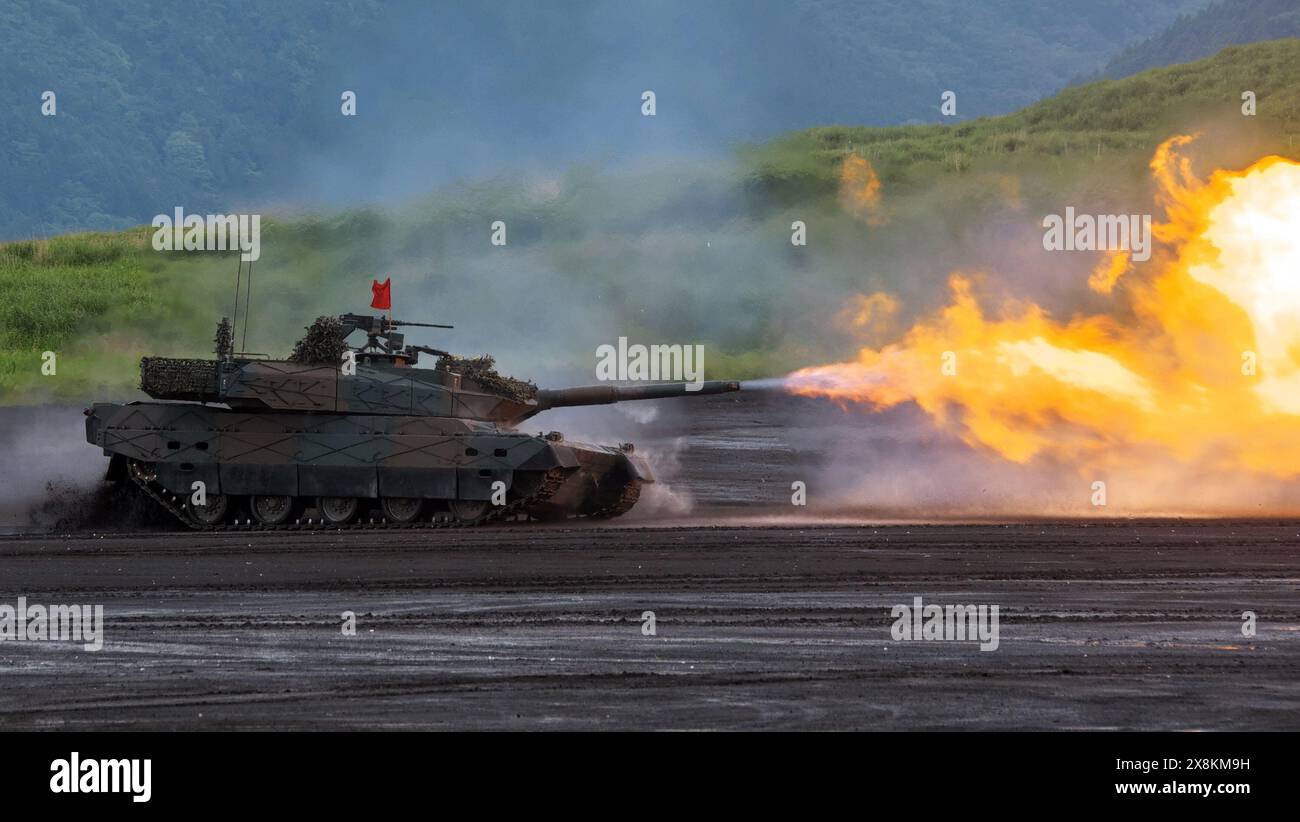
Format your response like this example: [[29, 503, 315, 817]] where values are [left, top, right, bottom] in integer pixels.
[[241, 258, 253, 353], [231, 257, 243, 346]]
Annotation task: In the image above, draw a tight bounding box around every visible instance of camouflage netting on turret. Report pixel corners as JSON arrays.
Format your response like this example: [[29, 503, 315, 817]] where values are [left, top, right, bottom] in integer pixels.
[[289, 316, 349, 364], [214, 317, 233, 359], [438, 354, 537, 402], [140, 357, 218, 400]]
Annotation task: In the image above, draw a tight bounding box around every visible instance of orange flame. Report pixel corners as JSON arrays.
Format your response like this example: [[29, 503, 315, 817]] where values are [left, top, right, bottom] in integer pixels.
[[839, 154, 887, 224], [788, 137, 1300, 477]]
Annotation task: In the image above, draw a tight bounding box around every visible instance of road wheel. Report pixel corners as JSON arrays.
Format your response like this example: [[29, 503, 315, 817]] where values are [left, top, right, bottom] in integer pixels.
[[447, 498, 489, 523], [186, 493, 230, 527], [317, 496, 360, 525], [250, 494, 300, 526], [381, 497, 425, 523]]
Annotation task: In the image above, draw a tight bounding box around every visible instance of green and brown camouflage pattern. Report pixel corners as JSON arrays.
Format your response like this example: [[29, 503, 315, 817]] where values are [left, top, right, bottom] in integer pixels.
[[86, 313, 739, 526]]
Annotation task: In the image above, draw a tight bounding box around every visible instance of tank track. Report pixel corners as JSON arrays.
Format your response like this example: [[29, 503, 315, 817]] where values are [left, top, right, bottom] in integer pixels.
[[586, 479, 643, 519], [127, 460, 575, 531]]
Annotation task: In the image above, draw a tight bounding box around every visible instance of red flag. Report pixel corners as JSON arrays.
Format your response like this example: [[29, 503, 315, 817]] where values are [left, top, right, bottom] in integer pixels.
[[370, 278, 391, 310]]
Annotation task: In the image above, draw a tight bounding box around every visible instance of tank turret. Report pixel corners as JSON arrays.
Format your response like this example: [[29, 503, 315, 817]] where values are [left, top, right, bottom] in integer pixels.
[[136, 314, 738, 423]]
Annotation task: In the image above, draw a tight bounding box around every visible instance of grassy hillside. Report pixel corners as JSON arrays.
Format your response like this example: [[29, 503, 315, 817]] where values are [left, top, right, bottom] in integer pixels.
[[745, 38, 1300, 204], [0, 229, 186, 398], [5, 39, 1300, 405]]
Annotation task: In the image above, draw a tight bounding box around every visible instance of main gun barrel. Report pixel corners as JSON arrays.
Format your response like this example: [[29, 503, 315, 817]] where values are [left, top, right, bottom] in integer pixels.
[[534, 380, 740, 412]]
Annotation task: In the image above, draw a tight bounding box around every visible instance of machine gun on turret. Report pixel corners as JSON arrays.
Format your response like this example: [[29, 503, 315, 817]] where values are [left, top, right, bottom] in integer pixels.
[[337, 313, 455, 366]]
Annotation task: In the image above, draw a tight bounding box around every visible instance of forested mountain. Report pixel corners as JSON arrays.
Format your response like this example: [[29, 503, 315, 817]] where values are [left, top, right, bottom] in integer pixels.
[[1102, 0, 1300, 78], [0, 0, 1208, 239]]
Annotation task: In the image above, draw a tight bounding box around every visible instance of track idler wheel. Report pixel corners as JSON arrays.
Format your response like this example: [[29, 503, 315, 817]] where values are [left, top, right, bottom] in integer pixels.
[[317, 496, 360, 526], [250, 495, 302, 526], [381, 497, 425, 524]]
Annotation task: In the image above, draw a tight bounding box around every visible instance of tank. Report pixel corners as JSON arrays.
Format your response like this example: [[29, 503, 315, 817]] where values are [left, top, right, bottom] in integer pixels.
[[84, 313, 739, 529]]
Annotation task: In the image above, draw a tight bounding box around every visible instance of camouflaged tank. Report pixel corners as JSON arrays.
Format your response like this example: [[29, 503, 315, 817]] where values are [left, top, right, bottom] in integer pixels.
[[84, 314, 738, 529]]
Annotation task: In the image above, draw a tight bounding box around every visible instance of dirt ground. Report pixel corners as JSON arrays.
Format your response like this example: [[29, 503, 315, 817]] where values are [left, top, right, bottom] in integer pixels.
[[0, 520, 1297, 730]]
